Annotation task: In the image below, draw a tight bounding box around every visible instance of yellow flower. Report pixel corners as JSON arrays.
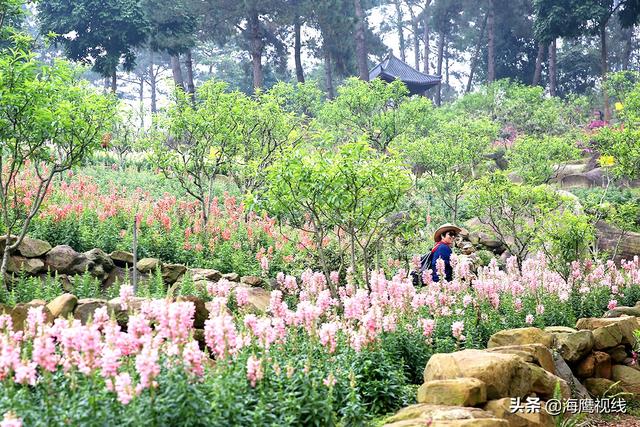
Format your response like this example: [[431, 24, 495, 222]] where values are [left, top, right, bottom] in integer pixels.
[[615, 102, 624, 111], [208, 147, 219, 160], [599, 155, 615, 167]]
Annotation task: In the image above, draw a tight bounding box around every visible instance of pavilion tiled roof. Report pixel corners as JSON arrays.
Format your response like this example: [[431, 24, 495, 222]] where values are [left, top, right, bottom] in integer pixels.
[[369, 53, 441, 89]]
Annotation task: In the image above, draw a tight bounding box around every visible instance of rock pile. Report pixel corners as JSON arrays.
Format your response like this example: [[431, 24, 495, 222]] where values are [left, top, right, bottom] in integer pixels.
[[1, 236, 193, 290], [384, 317, 640, 427]]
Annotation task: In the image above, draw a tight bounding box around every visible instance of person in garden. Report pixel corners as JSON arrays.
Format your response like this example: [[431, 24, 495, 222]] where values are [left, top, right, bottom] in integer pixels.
[[429, 223, 462, 282]]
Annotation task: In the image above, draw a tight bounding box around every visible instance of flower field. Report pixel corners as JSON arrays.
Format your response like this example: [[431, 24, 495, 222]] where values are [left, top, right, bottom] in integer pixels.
[[1, 254, 638, 426]]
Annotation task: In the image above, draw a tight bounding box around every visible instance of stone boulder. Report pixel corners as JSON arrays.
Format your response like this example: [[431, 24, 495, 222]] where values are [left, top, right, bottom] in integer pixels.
[[576, 316, 638, 348], [8, 303, 53, 331], [71, 248, 114, 281], [222, 272, 240, 282], [604, 306, 640, 318], [162, 264, 187, 284], [417, 378, 487, 407], [484, 398, 554, 427], [103, 266, 131, 290], [8, 304, 29, 331], [424, 350, 535, 400], [45, 245, 81, 274], [507, 172, 523, 184], [583, 378, 624, 397], [17, 236, 52, 258], [137, 258, 162, 274], [46, 293, 78, 318], [190, 268, 222, 282], [383, 404, 508, 427], [488, 328, 554, 349], [544, 326, 577, 334], [74, 298, 108, 324], [176, 295, 209, 329], [107, 296, 147, 328], [241, 275, 264, 287], [487, 344, 555, 374], [552, 163, 586, 181], [7, 256, 45, 275], [554, 330, 594, 362], [608, 345, 628, 364], [246, 287, 270, 313], [26, 299, 47, 308], [560, 174, 594, 189], [575, 351, 611, 379], [109, 250, 134, 267], [612, 365, 640, 393], [584, 167, 607, 187], [552, 353, 590, 400], [595, 221, 640, 264]]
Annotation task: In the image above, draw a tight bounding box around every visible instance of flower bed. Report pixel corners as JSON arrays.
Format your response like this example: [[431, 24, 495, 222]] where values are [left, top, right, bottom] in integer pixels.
[[0, 254, 639, 425]]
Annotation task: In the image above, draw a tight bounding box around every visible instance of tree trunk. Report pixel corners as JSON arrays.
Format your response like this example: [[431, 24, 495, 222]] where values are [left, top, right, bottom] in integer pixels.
[[436, 31, 444, 106], [111, 70, 117, 93], [411, 16, 420, 69], [354, 0, 369, 81], [601, 25, 610, 120], [487, 0, 495, 83], [294, 16, 305, 83], [324, 47, 335, 99], [548, 39, 557, 97], [394, 1, 406, 62], [532, 41, 545, 86], [466, 11, 488, 93], [184, 49, 196, 100], [445, 41, 449, 86], [170, 54, 185, 91], [423, 0, 430, 73], [139, 78, 144, 129], [249, 10, 264, 90], [623, 25, 634, 70], [149, 51, 157, 114]]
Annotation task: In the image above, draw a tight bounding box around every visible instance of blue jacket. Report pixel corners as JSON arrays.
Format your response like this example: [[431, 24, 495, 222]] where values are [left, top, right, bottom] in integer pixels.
[[431, 243, 452, 282]]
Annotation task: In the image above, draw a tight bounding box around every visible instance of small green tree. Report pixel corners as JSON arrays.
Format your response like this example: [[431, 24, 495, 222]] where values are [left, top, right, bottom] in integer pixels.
[[150, 82, 248, 223], [265, 141, 412, 290], [508, 135, 581, 185], [318, 77, 433, 152], [536, 210, 595, 279], [0, 48, 116, 285], [231, 86, 303, 195], [401, 116, 498, 222], [455, 80, 573, 136], [464, 172, 573, 268]]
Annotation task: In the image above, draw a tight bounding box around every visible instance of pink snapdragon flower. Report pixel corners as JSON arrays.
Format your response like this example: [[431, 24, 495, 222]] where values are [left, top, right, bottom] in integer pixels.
[[119, 285, 134, 310], [419, 318, 436, 338], [1, 412, 22, 427], [451, 321, 465, 341], [236, 287, 249, 306], [114, 372, 136, 405], [246, 355, 263, 387]]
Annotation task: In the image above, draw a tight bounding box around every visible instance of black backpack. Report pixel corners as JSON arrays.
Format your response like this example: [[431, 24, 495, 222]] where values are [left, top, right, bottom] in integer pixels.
[[411, 249, 434, 286]]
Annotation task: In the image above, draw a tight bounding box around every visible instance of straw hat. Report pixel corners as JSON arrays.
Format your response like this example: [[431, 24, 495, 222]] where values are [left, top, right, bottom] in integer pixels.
[[433, 223, 463, 242]]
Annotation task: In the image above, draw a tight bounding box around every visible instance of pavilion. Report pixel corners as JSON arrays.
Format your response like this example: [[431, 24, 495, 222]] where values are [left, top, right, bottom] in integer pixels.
[[368, 53, 441, 96]]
